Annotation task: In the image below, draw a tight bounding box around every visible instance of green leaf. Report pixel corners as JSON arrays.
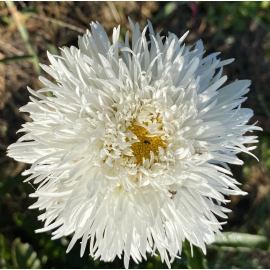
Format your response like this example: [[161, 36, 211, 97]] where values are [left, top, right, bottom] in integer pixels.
[[151, 2, 188, 24], [0, 15, 12, 24], [183, 240, 207, 269], [13, 213, 91, 268], [0, 234, 7, 268], [0, 174, 24, 197], [46, 43, 59, 55], [261, 1, 270, 9], [212, 232, 269, 250], [0, 55, 34, 64], [11, 238, 41, 269]]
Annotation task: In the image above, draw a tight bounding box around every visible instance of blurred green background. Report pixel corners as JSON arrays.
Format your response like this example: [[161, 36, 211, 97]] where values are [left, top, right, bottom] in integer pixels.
[[1, 1, 270, 268]]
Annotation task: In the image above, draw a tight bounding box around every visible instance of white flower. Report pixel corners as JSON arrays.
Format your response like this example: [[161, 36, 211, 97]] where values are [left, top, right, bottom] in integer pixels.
[[7, 18, 261, 268]]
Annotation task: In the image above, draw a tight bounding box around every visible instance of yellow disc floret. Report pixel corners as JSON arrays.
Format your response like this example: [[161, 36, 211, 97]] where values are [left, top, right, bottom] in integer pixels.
[[129, 123, 165, 165]]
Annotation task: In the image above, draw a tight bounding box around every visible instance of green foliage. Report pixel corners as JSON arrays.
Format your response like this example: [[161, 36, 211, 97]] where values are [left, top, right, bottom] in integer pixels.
[[0, 234, 8, 268], [0, 234, 42, 269], [212, 233, 269, 251], [151, 2, 179, 24], [11, 238, 41, 269], [183, 240, 207, 269], [151, 1, 189, 25], [260, 135, 270, 171], [205, 1, 270, 49], [207, 247, 265, 269], [46, 43, 59, 55], [0, 55, 34, 64], [0, 15, 12, 24], [206, 2, 270, 31], [0, 174, 25, 198]]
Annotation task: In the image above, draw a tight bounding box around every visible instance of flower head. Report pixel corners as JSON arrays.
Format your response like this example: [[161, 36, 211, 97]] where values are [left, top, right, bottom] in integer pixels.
[[7, 18, 261, 268]]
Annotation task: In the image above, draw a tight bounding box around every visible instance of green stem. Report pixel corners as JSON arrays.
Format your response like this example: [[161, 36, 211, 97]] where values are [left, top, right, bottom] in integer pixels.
[[183, 240, 207, 269]]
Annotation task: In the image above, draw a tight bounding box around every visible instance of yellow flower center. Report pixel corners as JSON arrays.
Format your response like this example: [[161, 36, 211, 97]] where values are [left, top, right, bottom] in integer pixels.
[[129, 123, 166, 165]]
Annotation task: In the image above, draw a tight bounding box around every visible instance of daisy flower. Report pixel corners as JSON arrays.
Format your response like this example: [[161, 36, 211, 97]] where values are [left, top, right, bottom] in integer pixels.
[[7, 18, 261, 268]]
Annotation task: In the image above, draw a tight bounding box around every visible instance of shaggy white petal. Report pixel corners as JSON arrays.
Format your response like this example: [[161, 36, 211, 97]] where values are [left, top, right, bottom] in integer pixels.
[[8, 19, 261, 268]]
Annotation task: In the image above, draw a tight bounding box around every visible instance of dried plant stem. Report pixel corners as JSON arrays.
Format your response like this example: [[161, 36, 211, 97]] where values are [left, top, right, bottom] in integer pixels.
[[29, 13, 86, 34]]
